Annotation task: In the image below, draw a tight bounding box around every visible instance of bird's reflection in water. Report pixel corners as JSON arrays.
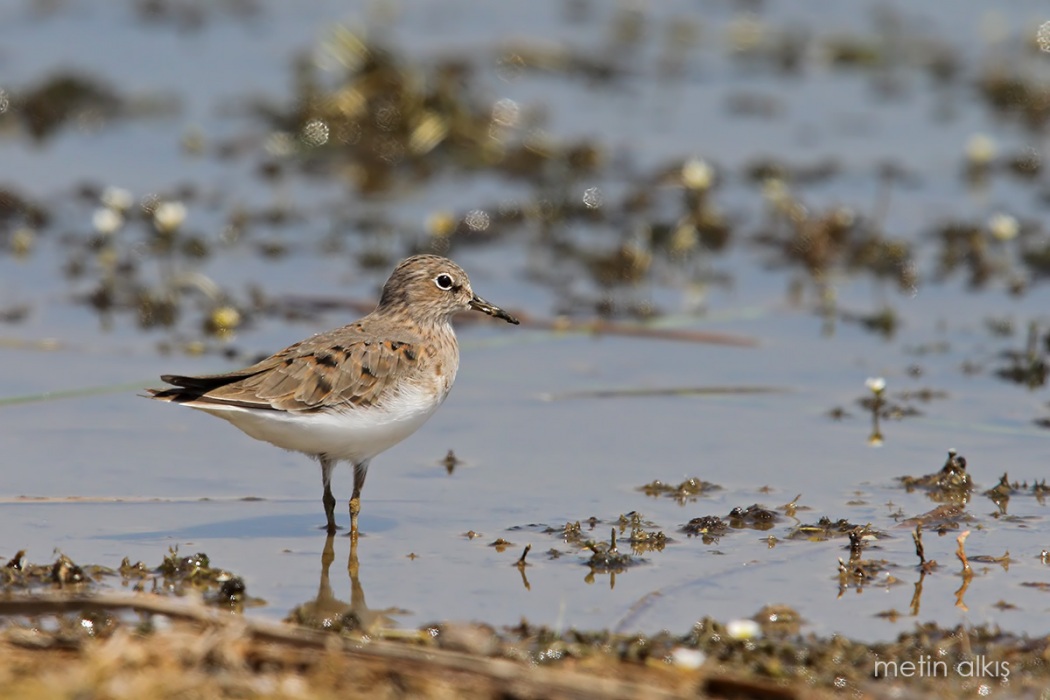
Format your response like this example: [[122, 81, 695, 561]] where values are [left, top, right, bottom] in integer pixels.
[[286, 534, 406, 632]]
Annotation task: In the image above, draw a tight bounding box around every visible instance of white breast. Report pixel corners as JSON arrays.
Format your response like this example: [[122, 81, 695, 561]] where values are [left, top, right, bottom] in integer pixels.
[[191, 381, 449, 465]]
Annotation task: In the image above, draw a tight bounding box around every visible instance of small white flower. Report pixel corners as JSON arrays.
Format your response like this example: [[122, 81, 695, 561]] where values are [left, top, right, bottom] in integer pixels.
[[210, 306, 242, 331], [92, 207, 124, 235], [153, 201, 187, 233], [865, 377, 886, 394], [669, 647, 706, 670], [965, 133, 996, 165], [582, 186, 603, 209], [988, 212, 1018, 241], [100, 186, 133, 211], [681, 157, 714, 191], [463, 209, 490, 232], [726, 619, 761, 640], [491, 98, 520, 127], [300, 119, 329, 147], [1038, 21, 1050, 53]]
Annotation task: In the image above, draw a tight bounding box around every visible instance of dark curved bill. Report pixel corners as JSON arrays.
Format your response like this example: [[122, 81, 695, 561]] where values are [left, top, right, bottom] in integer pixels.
[[469, 294, 519, 324]]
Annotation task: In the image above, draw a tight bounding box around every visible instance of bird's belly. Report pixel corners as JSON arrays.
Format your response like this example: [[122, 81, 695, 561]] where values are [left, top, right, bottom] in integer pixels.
[[194, 386, 445, 464]]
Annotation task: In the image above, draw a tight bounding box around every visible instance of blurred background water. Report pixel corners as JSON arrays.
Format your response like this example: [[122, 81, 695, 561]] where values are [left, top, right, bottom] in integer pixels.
[[1, 0, 1049, 641]]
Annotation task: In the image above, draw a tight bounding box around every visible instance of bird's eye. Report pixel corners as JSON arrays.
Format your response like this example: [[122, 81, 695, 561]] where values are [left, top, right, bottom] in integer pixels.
[[434, 273, 454, 290]]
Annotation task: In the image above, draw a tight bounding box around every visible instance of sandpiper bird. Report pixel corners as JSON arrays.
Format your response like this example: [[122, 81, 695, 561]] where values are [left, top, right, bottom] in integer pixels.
[[148, 255, 518, 538]]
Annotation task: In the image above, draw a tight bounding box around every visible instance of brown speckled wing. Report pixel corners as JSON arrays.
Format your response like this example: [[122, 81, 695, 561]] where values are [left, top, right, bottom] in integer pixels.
[[151, 325, 423, 413]]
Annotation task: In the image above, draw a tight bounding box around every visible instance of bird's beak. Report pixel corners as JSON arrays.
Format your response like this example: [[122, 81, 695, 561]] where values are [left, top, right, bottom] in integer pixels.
[[469, 294, 519, 324]]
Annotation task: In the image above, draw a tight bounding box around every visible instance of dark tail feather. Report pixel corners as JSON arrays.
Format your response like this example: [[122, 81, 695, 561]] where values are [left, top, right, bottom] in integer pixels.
[[160, 373, 246, 389], [149, 371, 258, 403], [147, 385, 211, 403]]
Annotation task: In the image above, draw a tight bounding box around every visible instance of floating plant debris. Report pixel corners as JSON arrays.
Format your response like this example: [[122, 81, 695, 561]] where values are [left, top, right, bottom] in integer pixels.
[[637, 477, 720, 504], [898, 449, 973, 503]]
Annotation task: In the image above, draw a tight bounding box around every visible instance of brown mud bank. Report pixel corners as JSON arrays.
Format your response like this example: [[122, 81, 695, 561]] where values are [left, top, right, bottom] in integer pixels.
[[0, 547, 1043, 699]]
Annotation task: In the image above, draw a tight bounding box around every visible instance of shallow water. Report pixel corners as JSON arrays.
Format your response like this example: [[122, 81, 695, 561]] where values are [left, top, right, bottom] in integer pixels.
[[2, 0, 1049, 646]]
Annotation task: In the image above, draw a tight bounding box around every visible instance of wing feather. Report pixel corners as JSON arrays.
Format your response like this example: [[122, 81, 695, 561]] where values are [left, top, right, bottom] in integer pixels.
[[149, 325, 425, 413]]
